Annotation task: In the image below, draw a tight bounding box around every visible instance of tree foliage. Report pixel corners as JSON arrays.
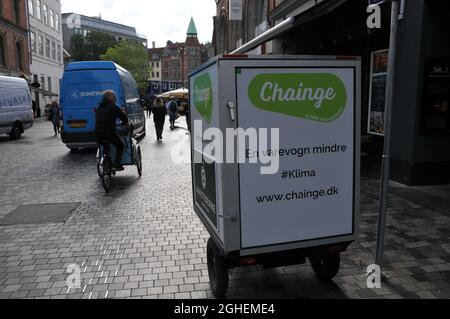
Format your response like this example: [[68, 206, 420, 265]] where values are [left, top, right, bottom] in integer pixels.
[[100, 40, 149, 89], [68, 31, 118, 62]]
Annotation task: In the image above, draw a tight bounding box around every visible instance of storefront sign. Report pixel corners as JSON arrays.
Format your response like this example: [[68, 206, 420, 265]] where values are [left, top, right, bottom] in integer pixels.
[[229, 0, 243, 21], [420, 58, 450, 135], [368, 49, 389, 136]]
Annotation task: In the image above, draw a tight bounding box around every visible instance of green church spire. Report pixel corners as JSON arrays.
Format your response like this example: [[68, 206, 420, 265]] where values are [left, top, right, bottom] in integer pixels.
[[187, 17, 198, 37]]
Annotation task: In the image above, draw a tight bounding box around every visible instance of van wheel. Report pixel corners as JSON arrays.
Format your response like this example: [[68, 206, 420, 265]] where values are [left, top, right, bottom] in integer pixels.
[[9, 122, 22, 140]]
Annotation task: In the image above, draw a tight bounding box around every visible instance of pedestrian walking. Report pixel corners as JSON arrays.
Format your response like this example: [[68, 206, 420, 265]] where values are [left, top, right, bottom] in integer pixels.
[[45, 104, 52, 121], [168, 97, 178, 130], [32, 100, 36, 119], [152, 97, 167, 142], [146, 103, 152, 118], [49, 102, 61, 136], [185, 102, 191, 133]]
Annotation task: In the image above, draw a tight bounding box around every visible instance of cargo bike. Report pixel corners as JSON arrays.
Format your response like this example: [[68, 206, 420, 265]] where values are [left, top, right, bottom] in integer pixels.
[[189, 55, 361, 298], [97, 124, 142, 192]]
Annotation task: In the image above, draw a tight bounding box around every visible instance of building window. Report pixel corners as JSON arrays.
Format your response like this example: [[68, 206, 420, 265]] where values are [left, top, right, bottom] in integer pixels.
[[38, 35, 43, 56], [28, 0, 34, 17], [45, 38, 50, 58], [16, 42, 24, 70], [30, 32, 36, 53], [35, 0, 41, 20], [51, 41, 56, 60], [43, 4, 48, 24], [48, 77, 52, 92], [50, 9, 54, 29], [156, 72, 160, 78], [0, 35, 5, 66], [57, 44, 61, 62], [151, 72, 155, 78], [40, 75, 45, 90], [55, 14, 59, 32], [12, 0, 21, 24]]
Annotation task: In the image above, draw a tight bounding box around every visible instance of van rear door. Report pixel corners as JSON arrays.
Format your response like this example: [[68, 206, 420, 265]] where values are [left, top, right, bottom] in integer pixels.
[[61, 70, 122, 134]]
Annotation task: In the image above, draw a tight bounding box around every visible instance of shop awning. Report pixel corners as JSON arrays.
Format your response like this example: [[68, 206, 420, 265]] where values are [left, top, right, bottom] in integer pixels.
[[231, 0, 347, 55]]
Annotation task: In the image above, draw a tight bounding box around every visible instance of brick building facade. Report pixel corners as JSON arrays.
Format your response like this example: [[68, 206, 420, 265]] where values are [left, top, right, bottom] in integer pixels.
[[0, 0, 30, 77], [147, 17, 209, 95]]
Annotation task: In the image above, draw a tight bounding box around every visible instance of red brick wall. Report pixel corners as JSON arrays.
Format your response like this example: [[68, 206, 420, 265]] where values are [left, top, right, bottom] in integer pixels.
[[1, 0, 29, 29], [0, 0, 30, 75]]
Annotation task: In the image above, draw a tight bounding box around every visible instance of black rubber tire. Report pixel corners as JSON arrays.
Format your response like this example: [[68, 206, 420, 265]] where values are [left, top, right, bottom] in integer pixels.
[[9, 122, 22, 140], [69, 148, 79, 153], [309, 252, 341, 282], [136, 148, 142, 177], [100, 157, 112, 192], [207, 238, 229, 299], [97, 162, 102, 178]]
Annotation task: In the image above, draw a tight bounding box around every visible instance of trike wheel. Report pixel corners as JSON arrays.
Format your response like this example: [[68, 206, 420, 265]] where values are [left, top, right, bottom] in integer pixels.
[[97, 162, 102, 178], [136, 147, 142, 177], [207, 238, 229, 298], [100, 158, 112, 192], [309, 252, 340, 282]]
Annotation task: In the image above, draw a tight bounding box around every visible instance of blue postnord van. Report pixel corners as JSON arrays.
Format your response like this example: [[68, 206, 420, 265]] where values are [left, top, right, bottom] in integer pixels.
[[60, 61, 146, 150]]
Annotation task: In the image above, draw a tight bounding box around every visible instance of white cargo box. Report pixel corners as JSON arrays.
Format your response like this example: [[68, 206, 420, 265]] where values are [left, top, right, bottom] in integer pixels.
[[189, 55, 361, 297]]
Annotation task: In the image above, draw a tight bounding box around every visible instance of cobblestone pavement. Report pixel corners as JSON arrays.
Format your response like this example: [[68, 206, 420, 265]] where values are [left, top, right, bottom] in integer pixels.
[[0, 118, 449, 299]]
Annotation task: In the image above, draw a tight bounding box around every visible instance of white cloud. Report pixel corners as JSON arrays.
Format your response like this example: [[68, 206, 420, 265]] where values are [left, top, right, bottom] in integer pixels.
[[61, 0, 216, 47]]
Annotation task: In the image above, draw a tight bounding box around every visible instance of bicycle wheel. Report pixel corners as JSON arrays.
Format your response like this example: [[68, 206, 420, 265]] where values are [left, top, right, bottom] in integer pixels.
[[136, 147, 142, 177], [96, 149, 102, 178], [100, 157, 112, 192]]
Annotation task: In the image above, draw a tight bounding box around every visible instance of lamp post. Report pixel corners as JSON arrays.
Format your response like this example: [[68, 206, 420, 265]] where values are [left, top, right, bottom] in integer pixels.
[[375, 0, 401, 272]]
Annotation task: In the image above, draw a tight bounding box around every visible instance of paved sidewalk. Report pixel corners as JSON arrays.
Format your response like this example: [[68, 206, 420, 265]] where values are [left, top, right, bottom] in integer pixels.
[[0, 118, 449, 299]]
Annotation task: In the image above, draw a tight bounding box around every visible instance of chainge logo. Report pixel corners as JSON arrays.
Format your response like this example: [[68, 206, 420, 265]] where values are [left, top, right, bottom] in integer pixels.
[[248, 73, 347, 122], [194, 73, 213, 123]]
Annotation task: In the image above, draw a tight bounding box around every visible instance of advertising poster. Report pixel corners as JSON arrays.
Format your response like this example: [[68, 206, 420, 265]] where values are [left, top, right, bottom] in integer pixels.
[[190, 65, 220, 232], [236, 67, 356, 249], [368, 49, 389, 136], [193, 153, 218, 228]]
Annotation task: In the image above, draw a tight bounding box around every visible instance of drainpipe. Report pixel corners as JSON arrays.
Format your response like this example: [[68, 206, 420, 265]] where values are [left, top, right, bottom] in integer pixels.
[[26, 0, 32, 74]]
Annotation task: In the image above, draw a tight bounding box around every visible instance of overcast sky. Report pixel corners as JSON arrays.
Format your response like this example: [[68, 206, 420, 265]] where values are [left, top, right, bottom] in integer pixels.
[[61, 0, 216, 47]]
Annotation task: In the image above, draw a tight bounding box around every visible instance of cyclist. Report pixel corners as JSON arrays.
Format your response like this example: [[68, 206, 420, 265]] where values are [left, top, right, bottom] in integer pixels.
[[95, 91, 129, 171]]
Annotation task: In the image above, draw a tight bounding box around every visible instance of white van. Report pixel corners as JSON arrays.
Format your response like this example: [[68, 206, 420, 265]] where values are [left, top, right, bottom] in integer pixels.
[[0, 76, 33, 140]]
